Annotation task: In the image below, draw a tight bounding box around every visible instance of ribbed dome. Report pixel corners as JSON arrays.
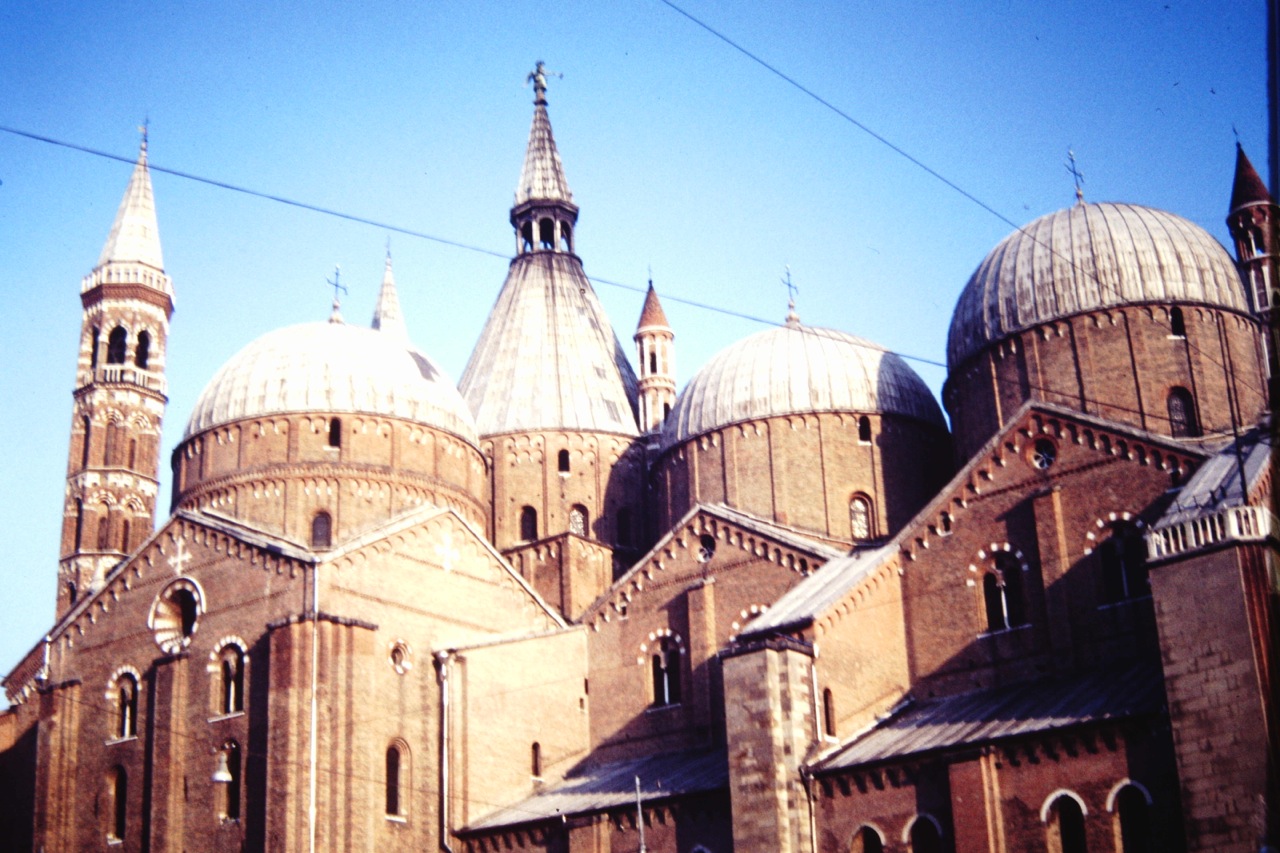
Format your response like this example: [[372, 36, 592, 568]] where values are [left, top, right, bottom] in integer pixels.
[[661, 321, 945, 451], [947, 202, 1248, 369], [186, 322, 478, 444]]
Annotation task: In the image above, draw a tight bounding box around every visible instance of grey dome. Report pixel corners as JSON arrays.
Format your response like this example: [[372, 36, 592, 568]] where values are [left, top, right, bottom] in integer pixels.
[[947, 202, 1248, 369], [186, 321, 478, 444], [661, 321, 945, 451]]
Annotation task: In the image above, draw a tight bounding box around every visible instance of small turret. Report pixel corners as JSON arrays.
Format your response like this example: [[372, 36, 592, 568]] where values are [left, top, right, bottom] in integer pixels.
[[634, 281, 676, 435], [1226, 144, 1278, 321], [371, 248, 408, 341]]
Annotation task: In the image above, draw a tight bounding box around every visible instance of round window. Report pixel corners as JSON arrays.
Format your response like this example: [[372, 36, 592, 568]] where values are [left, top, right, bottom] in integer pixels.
[[1030, 438, 1057, 470], [148, 579, 204, 654]]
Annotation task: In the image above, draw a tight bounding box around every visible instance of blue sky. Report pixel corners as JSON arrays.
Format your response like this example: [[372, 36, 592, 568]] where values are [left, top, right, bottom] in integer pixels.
[[0, 0, 1269, 692]]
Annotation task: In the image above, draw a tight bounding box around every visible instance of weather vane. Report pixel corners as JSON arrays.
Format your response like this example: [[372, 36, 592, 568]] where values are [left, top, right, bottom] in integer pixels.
[[1065, 148, 1085, 203], [527, 60, 562, 104], [138, 117, 150, 152]]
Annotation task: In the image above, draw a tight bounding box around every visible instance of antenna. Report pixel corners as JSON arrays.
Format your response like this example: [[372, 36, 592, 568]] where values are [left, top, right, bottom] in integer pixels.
[[1065, 148, 1085, 203]]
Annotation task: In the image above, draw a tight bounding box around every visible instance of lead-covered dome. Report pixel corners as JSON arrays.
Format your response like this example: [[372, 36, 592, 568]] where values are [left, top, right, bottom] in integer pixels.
[[186, 321, 478, 444], [947, 202, 1248, 369], [661, 320, 945, 451]]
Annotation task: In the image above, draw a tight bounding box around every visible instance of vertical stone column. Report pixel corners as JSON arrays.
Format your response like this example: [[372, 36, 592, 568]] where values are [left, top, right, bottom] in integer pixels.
[[723, 637, 817, 853]]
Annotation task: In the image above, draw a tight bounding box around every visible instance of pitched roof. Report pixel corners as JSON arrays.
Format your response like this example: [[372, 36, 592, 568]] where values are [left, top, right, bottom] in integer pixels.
[[1229, 144, 1273, 212], [813, 661, 1164, 773], [1155, 419, 1272, 528], [97, 139, 165, 272], [464, 748, 726, 832]]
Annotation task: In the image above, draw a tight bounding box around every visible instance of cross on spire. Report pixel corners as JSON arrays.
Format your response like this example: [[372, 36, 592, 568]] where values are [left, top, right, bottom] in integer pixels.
[[1065, 148, 1085, 203], [782, 266, 800, 326], [327, 264, 347, 323]]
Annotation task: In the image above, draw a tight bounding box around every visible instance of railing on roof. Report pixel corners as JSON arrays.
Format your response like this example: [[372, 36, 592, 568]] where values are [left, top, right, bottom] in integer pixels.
[[1147, 504, 1276, 561], [78, 365, 167, 393]]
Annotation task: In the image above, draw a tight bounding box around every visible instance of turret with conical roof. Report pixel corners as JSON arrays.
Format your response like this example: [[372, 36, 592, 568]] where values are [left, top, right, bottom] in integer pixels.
[[458, 66, 644, 608], [634, 281, 676, 436], [1227, 144, 1278, 323], [58, 132, 174, 619]]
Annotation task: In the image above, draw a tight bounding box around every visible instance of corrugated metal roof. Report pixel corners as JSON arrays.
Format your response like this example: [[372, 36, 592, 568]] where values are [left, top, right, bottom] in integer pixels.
[[464, 748, 726, 832], [459, 252, 639, 436], [661, 320, 944, 451], [1156, 421, 1272, 528], [815, 662, 1164, 773], [947, 202, 1248, 369]]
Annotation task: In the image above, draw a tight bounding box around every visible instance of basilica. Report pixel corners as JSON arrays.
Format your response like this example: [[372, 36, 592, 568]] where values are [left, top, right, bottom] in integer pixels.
[[0, 69, 1276, 853]]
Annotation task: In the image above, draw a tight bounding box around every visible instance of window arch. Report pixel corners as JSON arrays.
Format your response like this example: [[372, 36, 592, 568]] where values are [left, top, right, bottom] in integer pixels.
[[217, 644, 246, 714], [850, 495, 873, 541], [113, 673, 139, 739], [91, 325, 101, 369], [1168, 306, 1186, 337], [539, 218, 555, 249], [311, 511, 332, 548], [651, 637, 682, 706], [857, 415, 872, 443], [1166, 387, 1200, 437], [558, 448, 570, 473], [107, 326, 128, 364], [1099, 523, 1148, 603], [822, 687, 836, 737], [520, 506, 538, 541], [850, 825, 884, 853], [217, 740, 242, 821], [982, 555, 1026, 632], [73, 498, 85, 549], [531, 741, 542, 777], [560, 222, 573, 252], [96, 508, 112, 551], [569, 504, 588, 537], [521, 221, 534, 252], [385, 742, 408, 817], [327, 417, 342, 448], [107, 765, 128, 842], [1112, 784, 1152, 853], [907, 815, 943, 853], [1044, 791, 1088, 853], [135, 330, 151, 369], [81, 416, 92, 467]]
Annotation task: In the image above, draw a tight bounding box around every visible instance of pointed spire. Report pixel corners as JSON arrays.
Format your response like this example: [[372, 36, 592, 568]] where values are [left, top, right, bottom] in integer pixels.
[[1229, 143, 1272, 212], [371, 247, 408, 340], [515, 62, 573, 206], [97, 129, 165, 271], [637, 280, 670, 330]]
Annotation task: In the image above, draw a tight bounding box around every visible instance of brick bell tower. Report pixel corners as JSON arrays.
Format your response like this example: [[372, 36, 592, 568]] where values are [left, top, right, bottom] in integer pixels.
[[57, 131, 173, 618]]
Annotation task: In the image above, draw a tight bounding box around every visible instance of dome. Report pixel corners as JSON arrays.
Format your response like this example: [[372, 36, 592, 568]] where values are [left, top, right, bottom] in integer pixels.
[[947, 202, 1248, 369], [661, 321, 945, 451], [186, 322, 478, 444]]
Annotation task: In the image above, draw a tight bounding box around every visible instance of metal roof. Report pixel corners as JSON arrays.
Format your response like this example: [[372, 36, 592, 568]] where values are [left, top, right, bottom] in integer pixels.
[[738, 544, 888, 638], [947, 202, 1248, 369], [464, 748, 727, 832], [1156, 420, 1272, 528], [186, 320, 478, 443], [459, 252, 639, 436], [515, 97, 573, 206], [814, 662, 1164, 774], [661, 318, 944, 451]]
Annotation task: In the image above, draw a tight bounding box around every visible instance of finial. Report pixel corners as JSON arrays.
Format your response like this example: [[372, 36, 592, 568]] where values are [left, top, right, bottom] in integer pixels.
[[138, 117, 150, 157], [527, 60, 561, 105], [1065, 148, 1085, 203], [782, 266, 800, 327], [327, 264, 347, 323]]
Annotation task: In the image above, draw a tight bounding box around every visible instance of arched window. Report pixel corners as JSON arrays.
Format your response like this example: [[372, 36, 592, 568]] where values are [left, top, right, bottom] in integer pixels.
[[851, 826, 884, 853], [560, 223, 573, 252], [521, 221, 534, 253], [983, 558, 1025, 633], [569, 504, 588, 537], [520, 506, 538, 541], [648, 350, 658, 374], [311, 511, 332, 548], [116, 674, 139, 739], [1047, 793, 1088, 853], [1099, 523, 1148, 603], [91, 325, 101, 369], [81, 416, 92, 467], [822, 688, 836, 737], [73, 499, 84, 549], [219, 645, 245, 714], [217, 741, 242, 821], [908, 816, 942, 853], [539, 218, 555, 250], [850, 495, 873, 541], [1169, 306, 1186, 337], [558, 449, 570, 473], [135, 330, 151, 368], [108, 765, 128, 842], [327, 417, 342, 448], [107, 326, 128, 364], [857, 416, 872, 443], [385, 744, 404, 816], [127, 438, 137, 471], [120, 518, 131, 552], [1115, 785, 1151, 853], [651, 638, 682, 706], [174, 588, 199, 638], [96, 509, 111, 551], [67, 581, 77, 606], [1166, 387, 1200, 438], [531, 741, 542, 777]]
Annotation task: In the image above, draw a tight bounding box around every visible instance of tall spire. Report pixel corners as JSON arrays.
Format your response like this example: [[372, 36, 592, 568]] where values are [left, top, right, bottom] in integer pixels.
[[1229, 143, 1272, 212], [97, 131, 165, 272], [371, 248, 408, 340], [515, 62, 574, 206], [635, 280, 676, 435]]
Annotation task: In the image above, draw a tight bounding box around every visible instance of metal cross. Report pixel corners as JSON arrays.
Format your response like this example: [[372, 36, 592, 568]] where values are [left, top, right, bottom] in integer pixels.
[[168, 536, 193, 576], [1065, 149, 1085, 202], [782, 265, 798, 305], [327, 265, 347, 303]]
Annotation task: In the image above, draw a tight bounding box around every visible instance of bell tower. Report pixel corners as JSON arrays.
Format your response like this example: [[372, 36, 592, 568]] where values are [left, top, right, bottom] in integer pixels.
[[57, 132, 173, 618], [634, 280, 675, 436]]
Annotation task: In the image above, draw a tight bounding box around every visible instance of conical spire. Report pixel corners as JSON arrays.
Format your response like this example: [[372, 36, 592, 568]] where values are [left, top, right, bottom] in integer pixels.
[[371, 248, 408, 340], [515, 62, 574, 206], [97, 132, 165, 271], [636, 281, 670, 330], [1229, 143, 1272, 212]]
